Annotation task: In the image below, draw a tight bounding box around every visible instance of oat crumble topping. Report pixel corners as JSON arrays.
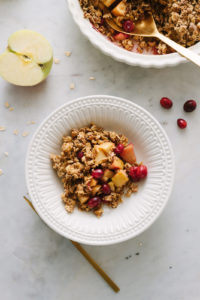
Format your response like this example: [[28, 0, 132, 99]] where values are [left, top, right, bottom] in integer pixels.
[[51, 124, 147, 217], [79, 0, 200, 54]]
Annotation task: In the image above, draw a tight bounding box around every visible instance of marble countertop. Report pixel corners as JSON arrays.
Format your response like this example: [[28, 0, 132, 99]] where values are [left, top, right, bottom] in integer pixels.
[[0, 0, 200, 299]]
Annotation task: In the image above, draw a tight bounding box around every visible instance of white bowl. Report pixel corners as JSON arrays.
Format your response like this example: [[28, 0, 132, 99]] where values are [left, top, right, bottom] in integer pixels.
[[26, 95, 175, 245], [67, 0, 200, 68]]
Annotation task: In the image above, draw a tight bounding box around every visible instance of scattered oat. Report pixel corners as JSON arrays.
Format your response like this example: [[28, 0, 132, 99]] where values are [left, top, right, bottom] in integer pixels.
[[139, 242, 143, 247], [13, 129, 19, 135], [89, 76, 95, 80], [70, 83, 75, 90], [4, 102, 10, 108], [0, 126, 6, 131], [65, 51, 71, 57], [0, 169, 3, 176], [9, 107, 14, 111], [135, 252, 140, 256], [27, 121, 36, 125], [54, 58, 60, 64], [4, 152, 8, 157], [22, 131, 29, 137]]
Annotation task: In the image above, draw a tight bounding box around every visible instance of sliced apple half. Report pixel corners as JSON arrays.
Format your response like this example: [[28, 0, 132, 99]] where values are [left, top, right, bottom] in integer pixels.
[[0, 30, 53, 86]]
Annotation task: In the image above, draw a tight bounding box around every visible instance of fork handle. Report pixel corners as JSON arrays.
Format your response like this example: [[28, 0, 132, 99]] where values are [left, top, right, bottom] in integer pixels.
[[156, 32, 200, 67]]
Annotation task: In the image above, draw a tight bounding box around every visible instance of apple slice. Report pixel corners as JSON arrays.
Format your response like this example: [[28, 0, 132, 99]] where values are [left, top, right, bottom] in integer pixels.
[[112, 170, 129, 187], [0, 30, 53, 86], [98, 142, 115, 154], [110, 156, 124, 170], [120, 143, 136, 164]]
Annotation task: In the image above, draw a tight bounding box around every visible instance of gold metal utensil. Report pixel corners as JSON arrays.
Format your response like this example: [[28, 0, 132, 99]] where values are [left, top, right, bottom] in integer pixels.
[[106, 14, 200, 67], [24, 196, 120, 293]]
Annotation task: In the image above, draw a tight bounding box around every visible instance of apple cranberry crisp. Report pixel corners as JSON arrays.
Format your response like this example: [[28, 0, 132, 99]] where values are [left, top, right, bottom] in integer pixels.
[[79, 0, 200, 54], [51, 124, 147, 217]]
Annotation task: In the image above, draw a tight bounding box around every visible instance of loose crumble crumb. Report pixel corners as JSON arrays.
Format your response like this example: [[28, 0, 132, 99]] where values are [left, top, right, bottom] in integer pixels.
[[70, 83, 75, 90], [9, 107, 14, 111], [13, 129, 19, 135], [4, 152, 8, 157], [4, 102, 10, 108], [89, 76, 96, 80], [22, 131, 29, 137], [65, 51, 71, 57], [0, 126, 6, 131], [27, 121, 36, 125], [54, 58, 60, 64], [0, 169, 3, 176]]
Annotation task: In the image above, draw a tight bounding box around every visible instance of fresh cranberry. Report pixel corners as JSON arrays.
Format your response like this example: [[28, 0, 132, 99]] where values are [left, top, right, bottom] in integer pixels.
[[114, 144, 124, 155], [129, 166, 139, 181], [102, 183, 111, 195], [91, 169, 104, 179], [177, 118, 187, 129], [183, 100, 197, 112], [153, 47, 159, 55], [88, 197, 101, 208], [100, 18, 104, 26], [123, 20, 134, 33], [160, 97, 173, 109], [136, 165, 148, 179], [77, 151, 84, 160]]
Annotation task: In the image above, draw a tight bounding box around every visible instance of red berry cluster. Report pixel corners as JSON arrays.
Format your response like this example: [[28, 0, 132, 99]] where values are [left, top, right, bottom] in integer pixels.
[[160, 97, 197, 129]]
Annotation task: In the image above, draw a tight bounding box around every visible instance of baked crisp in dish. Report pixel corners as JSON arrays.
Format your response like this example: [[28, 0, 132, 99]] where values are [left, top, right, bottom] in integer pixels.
[[51, 124, 148, 217], [79, 0, 200, 54]]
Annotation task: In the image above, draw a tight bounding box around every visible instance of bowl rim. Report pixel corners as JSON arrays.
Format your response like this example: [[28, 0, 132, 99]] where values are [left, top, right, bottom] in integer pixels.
[[67, 0, 200, 68], [26, 95, 175, 245]]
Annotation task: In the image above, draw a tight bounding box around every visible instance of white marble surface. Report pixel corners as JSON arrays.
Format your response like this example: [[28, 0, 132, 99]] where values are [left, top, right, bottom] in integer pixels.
[[0, 0, 200, 299]]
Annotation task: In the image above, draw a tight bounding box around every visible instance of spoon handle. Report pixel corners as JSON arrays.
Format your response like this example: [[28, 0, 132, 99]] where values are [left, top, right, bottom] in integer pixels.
[[156, 32, 200, 67]]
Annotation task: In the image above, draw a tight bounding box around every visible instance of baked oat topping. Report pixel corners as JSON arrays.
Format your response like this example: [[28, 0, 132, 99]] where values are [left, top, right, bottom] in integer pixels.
[[79, 0, 200, 54], [51, 124, 148, 217]]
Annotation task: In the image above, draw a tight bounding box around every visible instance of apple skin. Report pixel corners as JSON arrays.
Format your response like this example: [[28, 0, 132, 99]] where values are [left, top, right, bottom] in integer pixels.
[[120, 143, 136, 165]]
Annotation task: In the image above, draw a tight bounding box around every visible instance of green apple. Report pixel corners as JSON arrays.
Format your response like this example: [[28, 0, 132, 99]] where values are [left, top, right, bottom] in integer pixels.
[[0, 30, 53, 86]]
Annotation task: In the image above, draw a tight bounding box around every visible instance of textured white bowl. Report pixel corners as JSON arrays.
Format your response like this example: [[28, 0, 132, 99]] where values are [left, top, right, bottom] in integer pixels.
[[26, 95, 175, 245], [67, 0, 200, 68]]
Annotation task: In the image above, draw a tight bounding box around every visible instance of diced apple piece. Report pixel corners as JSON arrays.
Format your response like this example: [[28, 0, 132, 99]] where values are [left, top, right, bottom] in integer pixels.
[[112, 1, 126, 16], [102, 169, 114, 182], [94, 149, 107, 164], [92, 185, 101, 196], [110, 156, 124, 170], [112, 170, 129, 187], [98, 142, 115, 154], [108, 181, 115, 191], [120, 143, 136, 164], [78, 195, 89, 204], [90, 178, 98, 187], [102, 0, 116, 7]]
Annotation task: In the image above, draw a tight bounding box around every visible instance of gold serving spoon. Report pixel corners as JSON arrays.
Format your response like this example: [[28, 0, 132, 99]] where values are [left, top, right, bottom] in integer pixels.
[[106, 14, 200, 67]]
